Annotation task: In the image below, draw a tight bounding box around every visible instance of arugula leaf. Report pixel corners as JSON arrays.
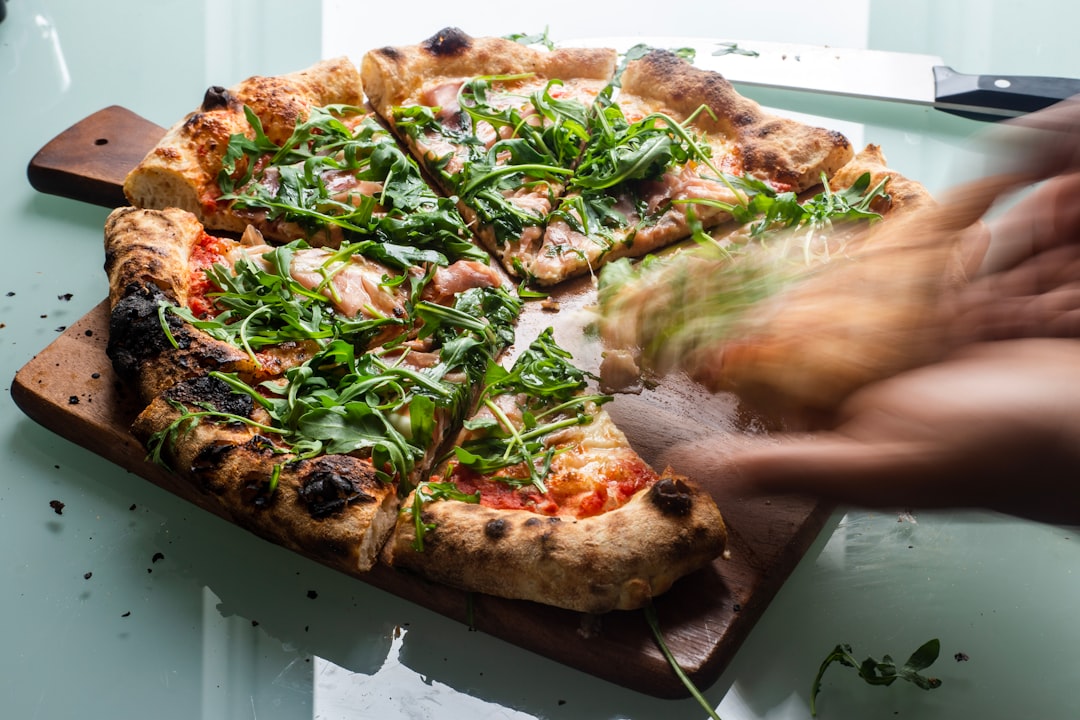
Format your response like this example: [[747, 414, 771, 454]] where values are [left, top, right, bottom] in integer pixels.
[[644, 605, 722, 720], [713, 42, 759, 58], [148, 286, 521, 493], [504, 28, 555, 51], [406, 480, 481, 552], [810, 639, 943, 717], [448, 327, 611, 493], [216, 105, 480, 262]]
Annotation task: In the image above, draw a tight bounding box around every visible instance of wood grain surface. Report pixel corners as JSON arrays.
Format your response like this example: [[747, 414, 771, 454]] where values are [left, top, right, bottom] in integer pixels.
[[15, 108, 834, 697]]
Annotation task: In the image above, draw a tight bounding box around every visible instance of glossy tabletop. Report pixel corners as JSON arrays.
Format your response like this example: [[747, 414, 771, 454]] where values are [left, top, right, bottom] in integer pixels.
[[3, 1, 1080, 718]]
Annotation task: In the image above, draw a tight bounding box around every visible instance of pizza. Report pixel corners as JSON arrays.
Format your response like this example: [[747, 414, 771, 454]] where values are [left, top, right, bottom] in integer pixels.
[[361, 29, 853, 285], [593, 144, 953, 416], [103, 27, 939, 612]]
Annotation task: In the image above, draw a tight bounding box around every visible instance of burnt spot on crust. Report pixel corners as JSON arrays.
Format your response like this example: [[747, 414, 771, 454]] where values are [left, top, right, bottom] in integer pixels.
[[635, 49, 737, 104], [165, 375, 254, 417], [190, 442, 235, 494], [297, 457, 380, 519], [484, 518, 507, 541], [201, 85, 233, 112], [423, 27, 471, 57], [648, 477, 695, 517], [106, 284, 187, 378], [374, 46, 401, 61]]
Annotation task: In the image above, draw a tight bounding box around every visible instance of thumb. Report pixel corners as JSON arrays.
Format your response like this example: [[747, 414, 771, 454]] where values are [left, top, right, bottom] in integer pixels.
[[727, 435, 964, 510]]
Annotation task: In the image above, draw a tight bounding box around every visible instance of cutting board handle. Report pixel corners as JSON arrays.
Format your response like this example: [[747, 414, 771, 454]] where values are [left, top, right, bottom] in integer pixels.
[[27, 106, 165, 208]]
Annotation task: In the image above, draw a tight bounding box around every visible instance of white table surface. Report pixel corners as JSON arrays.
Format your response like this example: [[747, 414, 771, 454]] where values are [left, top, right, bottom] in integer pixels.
[[3, 1, 1079, 718]]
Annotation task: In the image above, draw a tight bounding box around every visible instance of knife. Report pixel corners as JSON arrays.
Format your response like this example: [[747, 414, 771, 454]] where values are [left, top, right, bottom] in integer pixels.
[[564, 36, 1080, 121]]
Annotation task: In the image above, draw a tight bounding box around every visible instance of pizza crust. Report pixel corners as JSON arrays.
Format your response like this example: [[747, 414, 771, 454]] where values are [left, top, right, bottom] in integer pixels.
[[620, 50, 854, 193], [361, 28, 617, 123], [123, 57, 363, 234], [133, 377, 399, 573], [383, 471, 726, 613]]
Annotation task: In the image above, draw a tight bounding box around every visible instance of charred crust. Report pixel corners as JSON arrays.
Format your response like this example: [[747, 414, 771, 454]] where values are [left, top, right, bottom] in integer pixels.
[[164, 375, 254, 417], [423, 27, 471, 57], [106, 284, 187, 378], [484, 518, 507, 540], [190, 442, 234, 493], [523, 517, 542, 527], [201, 85, 233, 112], [374, 46, 401, 60], [297, 457, 380, 519], [649, 477, 694, 517]]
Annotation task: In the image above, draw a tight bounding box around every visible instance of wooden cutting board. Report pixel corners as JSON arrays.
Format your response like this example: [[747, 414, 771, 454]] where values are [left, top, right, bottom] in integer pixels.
[[15, 107, 834, 698]]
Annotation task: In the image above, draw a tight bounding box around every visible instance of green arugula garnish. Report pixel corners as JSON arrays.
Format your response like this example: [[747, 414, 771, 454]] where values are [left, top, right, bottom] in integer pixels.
[[644, 605, 722, 720], [168, 240, 407, 359], [146, 286, 521, 493], [448, 327, 611, 494], [504, 28, 555, 51], [217, 104, 482, 262], [407, 480, 481, 552], [811, 639, 943, 717], [713, 42, 759, 58]]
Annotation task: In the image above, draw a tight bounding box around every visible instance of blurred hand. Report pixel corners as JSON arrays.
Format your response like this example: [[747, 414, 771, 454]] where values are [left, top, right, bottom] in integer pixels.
[[691, 99, 1080, 523], [721, 339, 1080, 524]]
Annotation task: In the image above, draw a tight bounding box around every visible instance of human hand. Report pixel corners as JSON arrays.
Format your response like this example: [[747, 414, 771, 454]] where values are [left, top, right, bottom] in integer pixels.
[[708, 339, 1080, 524], [676, 101, 1080, 523]]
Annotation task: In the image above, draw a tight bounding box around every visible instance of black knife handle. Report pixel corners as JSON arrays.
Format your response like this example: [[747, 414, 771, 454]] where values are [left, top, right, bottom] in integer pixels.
[[933, 65, 1080, 121]]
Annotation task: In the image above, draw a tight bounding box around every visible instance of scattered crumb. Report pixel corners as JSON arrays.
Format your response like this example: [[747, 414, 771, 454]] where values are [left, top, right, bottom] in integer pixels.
[[121, 611, 131, 618], [307, 590, 318, 599], [954, 652, 969, 662], [6, 291, 14, 297], [84, 572, 92, 580], [129, 504, 137, 511], [558, 700, 567, 706], [49, 500, 65, 515], [55, 326, 67, 332], [152, 552, 164, 563], [68, 396, 79, 405], [251, 620, 259, 627], [540, 297, 560, 312], [58, 293, 73, 301]]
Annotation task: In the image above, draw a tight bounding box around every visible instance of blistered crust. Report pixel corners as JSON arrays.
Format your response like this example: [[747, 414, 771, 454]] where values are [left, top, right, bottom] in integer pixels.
[[361, 27, 618, 123], [620, 50, 854, 192], [133, 379, 399, 573], [123, 57, 363, 231], [383, 472, 727, 614]]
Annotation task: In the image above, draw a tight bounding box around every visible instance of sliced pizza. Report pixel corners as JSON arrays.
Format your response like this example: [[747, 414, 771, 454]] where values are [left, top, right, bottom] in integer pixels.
[[382, 328, 727, 613], [593, 144, 950, 415], [530, 49, 855, 285], [107, 206, 522, 573], [361, 28, 618, 277], [124, 57, 481, 260]]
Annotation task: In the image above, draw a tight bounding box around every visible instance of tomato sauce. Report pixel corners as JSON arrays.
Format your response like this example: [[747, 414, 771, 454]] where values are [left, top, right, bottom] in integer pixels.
[[447, 449, 657, 520], [187, 231, 232, 319]]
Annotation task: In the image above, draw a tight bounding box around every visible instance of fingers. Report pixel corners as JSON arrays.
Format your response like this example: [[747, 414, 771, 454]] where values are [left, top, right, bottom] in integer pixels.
[[976, 95, 1080, 183], [978, 171, 1080, 276], [727, 436, 973, 509]]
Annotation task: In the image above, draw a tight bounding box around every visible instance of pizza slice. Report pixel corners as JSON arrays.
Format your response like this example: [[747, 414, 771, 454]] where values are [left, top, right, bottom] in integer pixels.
[[123, 57, 479, 259], [382, 327, 727, 613], [361, 28, 618, 276], [104, 206, 504, 401], [528, 49, 856, 285], [105, 205, 520, 573], [593, 144, 952, 415]]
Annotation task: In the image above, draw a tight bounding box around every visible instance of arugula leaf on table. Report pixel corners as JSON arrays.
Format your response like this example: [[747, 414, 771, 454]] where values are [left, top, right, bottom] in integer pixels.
[[810, 638, 943, 717]]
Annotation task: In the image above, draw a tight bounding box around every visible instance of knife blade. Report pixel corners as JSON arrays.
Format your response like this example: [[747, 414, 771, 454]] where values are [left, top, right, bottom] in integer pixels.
[[564, 36, 1080, 120]]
